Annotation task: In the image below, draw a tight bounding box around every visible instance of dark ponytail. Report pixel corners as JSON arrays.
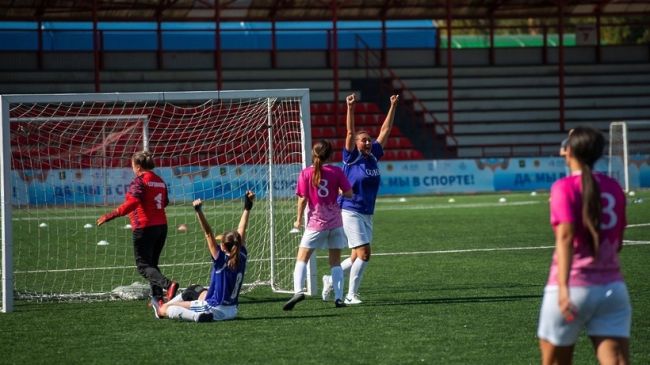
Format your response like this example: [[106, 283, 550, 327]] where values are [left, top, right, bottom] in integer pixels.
[[221, 231, 242, 270], [567, 127, 605, 257], [581, 164, 601, 256], [311, 140, 333, 187]]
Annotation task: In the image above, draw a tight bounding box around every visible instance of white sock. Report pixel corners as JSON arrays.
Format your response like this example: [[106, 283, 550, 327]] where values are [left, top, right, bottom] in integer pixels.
[[331, 266, 344, 301], [166, 305, 199, 322], [293, 260, 307, 293], [340, 257, 353, 273], [167, 293, 183, 304], [348, 259, 368, 296]]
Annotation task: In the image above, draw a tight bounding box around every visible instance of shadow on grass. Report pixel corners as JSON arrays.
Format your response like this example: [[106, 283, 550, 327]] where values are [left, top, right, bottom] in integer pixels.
[[369, 294, 541, 307], [236, 313, 340, 321]]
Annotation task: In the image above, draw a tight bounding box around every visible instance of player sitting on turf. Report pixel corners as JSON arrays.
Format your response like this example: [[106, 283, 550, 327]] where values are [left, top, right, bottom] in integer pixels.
[[151, 191, 255, 322]]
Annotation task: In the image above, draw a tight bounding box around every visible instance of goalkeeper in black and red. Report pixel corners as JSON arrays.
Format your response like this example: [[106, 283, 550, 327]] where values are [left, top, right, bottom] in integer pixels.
[[97, 151, 178, 307]]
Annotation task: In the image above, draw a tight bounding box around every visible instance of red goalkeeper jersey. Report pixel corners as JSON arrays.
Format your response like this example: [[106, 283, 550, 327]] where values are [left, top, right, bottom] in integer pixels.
[[115, 171, 169, 229]]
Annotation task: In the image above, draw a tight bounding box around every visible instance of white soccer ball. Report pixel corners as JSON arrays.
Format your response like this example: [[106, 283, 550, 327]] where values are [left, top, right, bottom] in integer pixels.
[[177, 224, 188, 232], [448, 198, 455, 203], [97, 240, 109, 246], [39, 222, 48, 228], [398, 197, 407, 202], [498, 197, 507, 203], [123, 224, 132, 229], [530, 191, 538, 196], [628, 191, 636, 197], [83, 223, 93, 229]]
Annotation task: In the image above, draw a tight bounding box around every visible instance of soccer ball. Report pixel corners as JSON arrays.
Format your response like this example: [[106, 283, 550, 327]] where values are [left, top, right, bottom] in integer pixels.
[[177, 224, 188, 232]]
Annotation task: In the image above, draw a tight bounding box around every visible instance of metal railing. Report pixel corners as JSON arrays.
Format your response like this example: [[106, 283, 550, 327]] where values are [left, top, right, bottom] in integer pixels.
[[354, 34, 458, 155]]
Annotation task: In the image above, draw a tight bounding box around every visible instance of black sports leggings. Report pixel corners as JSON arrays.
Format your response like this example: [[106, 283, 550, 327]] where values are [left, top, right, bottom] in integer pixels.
[[132, 224, 171, 297]]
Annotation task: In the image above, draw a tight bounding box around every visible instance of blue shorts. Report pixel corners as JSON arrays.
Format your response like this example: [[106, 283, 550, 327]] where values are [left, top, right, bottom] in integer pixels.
[[537, 281, 631, 346]]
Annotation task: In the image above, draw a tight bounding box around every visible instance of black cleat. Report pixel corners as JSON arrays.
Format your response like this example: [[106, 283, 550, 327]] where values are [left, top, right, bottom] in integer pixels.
[[196, 312, 213, 323], [283, 292, 305, 311], [166, 281, 179, 302], [334, 299, 346, 308]]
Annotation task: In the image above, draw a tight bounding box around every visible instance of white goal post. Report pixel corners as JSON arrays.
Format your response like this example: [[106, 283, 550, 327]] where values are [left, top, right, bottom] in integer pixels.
[[0, 89, 318, 313], [608, 120, 650, 193]]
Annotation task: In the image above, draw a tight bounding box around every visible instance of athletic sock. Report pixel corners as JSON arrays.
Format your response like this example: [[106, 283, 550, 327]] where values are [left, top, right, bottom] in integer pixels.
[[293, 260, 307, 293], [166, 305, 200, 322], [340, 257, 353, 273], [331, 265, 344, 301], [167, 293, 183, 304], [348, 259, 368, 296]]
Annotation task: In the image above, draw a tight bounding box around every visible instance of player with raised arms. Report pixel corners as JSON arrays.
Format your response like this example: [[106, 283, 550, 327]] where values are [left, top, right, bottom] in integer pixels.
[[283, 140, 353, 310], [538, 127, 631, 364], [152, 191, 255, 322], [97, 151, 178, 308], [321, 93, 399, 305]]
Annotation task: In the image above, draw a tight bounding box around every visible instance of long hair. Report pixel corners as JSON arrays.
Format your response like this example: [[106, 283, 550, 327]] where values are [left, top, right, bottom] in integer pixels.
[[311, 140, 333, 187], [567, 127, 605, 257], [221, 231, 243, 270], [132, 151, 155, 170]]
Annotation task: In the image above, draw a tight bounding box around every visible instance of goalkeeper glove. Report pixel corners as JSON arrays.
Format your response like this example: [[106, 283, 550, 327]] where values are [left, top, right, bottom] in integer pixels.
[[244, 193, 254, 211], [193, 200, 203, 212]]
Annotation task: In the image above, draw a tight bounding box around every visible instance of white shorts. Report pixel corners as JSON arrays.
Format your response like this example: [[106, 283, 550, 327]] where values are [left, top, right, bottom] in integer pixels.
[[190, 300, 238, 321], [537, 281, 631, 346], [299, 227, 347, 250], [341, 209, 373, 248]]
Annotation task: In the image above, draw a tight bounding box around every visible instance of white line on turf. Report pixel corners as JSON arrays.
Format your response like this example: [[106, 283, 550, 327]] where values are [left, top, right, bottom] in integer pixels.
[[14, 240, 650, 275]]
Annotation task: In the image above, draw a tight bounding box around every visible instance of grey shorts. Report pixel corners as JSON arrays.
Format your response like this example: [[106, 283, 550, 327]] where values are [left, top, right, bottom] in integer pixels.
[[537, 281, 631, 346]]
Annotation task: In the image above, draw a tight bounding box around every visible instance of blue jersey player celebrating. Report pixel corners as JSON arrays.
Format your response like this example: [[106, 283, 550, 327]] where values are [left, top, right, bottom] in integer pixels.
[[324, 93, 399, 305], [153, 191, 255, 322]]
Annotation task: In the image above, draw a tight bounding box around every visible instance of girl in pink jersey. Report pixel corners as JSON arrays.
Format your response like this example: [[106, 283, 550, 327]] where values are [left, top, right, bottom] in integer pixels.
[[538, 127, 631, 365], [283, 140, 353, 310]]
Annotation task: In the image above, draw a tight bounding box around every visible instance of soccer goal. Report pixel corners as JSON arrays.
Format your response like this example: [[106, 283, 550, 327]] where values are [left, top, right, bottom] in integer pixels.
[[0, 89, 316, 312], [608, 120, 650, 192]]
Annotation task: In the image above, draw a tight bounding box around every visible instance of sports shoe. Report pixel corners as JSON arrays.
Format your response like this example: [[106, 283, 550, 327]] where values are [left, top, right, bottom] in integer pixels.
[[166, 281, 179, 302], [344, 294, 362, 305], [321, 275, 333, 301], [283, 292, 305, 311], [334, 299, 346, 308], [150, 296, 163, 319], [196, 312, 213, 323]]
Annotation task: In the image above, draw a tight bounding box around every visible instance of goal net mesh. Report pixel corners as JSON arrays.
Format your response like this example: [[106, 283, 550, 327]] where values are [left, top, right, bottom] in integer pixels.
[[4, 92, 305, 302]]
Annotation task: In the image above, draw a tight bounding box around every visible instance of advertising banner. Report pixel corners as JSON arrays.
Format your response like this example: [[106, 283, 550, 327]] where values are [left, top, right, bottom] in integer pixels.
[[11, 155, 650, 206]]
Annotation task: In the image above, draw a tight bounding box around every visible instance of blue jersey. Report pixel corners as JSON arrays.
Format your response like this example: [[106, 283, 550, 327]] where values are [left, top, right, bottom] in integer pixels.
[[339, 141, 383, 215], [204, 245, 247, 307]]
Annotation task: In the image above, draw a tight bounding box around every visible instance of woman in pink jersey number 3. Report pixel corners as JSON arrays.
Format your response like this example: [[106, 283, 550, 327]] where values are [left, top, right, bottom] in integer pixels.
[[538, 127, 631, 365]]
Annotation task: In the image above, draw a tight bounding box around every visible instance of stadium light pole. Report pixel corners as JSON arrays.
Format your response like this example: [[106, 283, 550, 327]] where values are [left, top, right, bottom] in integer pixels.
[[92, 0, 101, 92], [446, 0, 454, 134], [558, 0, 566, 132], [214, 3, 223, 90], [331, 0, 340, 134]]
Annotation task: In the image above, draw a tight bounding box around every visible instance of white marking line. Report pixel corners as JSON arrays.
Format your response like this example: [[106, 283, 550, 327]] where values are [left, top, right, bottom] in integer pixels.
[[377, 200, 542, 211], [15, 240, 650, 275], [365, 240, 650, 257], [12, 200, 546, 222], [627, 223, 650, 228]]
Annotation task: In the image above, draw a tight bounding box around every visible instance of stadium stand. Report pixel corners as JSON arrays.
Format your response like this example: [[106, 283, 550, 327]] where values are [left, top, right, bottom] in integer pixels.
[[392, 62, 650, 157]]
